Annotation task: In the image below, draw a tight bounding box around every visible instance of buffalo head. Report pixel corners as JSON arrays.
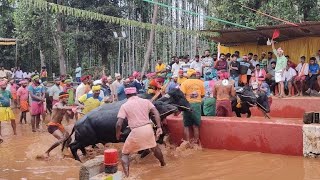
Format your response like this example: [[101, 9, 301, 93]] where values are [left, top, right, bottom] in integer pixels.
[[235, 86, 257, 106], [157, 88, 191, 111]]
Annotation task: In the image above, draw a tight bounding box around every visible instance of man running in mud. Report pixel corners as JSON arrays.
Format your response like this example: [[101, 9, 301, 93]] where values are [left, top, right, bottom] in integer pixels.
[[213, 71, 236, 117], [116, 87, 165, 177], [42, 92, 74, 158]]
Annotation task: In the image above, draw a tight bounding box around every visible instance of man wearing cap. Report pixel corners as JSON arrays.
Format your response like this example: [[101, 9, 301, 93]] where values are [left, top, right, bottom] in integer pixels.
[[180, 69, 205, 144], [49, 78, 63, 105], [29, 74, 46, 132], [75, 75, 90, 103], [77, 85, 104, 115], [213, 71, 236, 117], [43, 92, 74, 158], [17, 80, 29, 124], [111, 73, 122, 102], [0, 79, 17, 143], [166, 75, 179, 93], [271, 40, 288, 98], [116, 87, 165, 177]]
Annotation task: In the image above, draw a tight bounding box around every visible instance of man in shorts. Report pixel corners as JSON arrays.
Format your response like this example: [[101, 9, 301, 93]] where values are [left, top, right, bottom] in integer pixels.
[[271, 40, 288, 98], [43, 92, 74, 158], [180, 69, 205, 144]]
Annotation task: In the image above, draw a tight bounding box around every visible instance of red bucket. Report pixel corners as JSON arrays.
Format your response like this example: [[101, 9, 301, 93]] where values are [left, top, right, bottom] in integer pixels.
[[104, 149, 118, 166]]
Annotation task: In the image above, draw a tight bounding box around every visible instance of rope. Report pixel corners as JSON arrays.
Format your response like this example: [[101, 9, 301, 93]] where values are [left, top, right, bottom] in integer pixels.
[[241, 5, 298, 27], [142, 0, 255, 30]]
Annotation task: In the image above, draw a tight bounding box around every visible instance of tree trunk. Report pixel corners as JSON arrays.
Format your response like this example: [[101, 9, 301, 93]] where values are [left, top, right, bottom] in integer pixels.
[[39, 42, 46, 67], [55, 0, 66, 75], [141, 1, 158, 75]]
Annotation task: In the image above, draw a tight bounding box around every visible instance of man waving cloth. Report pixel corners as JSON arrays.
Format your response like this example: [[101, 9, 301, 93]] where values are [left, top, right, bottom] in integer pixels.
[[116, 87, 165, 177]]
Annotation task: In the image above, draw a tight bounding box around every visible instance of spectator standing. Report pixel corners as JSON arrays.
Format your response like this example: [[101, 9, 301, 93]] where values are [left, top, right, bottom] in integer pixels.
[[111, 73, 122, 102], [267, 51, 276, 72], [202, 50, 214, 76], [229, 54, 240, 87], [190, 55, 202, 75], [180, 70, 205, 144], [155, 58, 166, 76], [260, 52, 268, 70], [40, 66, 48, 82], [166, 75, 179, 93], [266, 62, 277, 95], [180, 56, 191, 76], [239, 55, 254, 86], [15, 67, 23, 80], [171, 57, 181, 76], [215, 53, 228, 72], [271, 40, 287, 98], [75, 63, 82, 83]]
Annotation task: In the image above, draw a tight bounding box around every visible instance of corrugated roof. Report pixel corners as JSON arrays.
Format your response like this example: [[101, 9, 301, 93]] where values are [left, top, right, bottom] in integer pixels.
[[208, 22, 320, 46]]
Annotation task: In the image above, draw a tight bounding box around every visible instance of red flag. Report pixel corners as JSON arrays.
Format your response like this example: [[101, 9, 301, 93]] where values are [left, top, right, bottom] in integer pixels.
[[272, 29, 280, 40]]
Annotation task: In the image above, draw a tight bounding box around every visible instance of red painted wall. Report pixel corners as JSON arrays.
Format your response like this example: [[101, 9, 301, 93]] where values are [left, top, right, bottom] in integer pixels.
[[252, 97, 319, 118], [167, 115, 303, 156]]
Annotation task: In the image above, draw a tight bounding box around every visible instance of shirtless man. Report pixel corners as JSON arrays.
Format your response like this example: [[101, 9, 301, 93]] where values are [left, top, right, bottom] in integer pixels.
[[213, 71, 236, 117], [43, 92, 74, 158]]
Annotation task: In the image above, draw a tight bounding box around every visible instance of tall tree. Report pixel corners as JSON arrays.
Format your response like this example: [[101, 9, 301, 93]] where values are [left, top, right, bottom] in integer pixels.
[[141, 1, 158, 75]]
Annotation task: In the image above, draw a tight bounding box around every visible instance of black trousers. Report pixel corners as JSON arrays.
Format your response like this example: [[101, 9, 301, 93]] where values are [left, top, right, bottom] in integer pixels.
[[306, 74, 318, 90]]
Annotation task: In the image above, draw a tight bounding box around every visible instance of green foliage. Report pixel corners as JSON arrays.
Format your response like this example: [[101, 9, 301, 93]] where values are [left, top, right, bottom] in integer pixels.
[[207, 0, 320, 30]]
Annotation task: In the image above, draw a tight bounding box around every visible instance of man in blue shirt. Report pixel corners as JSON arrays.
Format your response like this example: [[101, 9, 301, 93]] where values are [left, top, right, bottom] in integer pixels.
[[305, 57, 319, 94], [166, 75, 179, 93]]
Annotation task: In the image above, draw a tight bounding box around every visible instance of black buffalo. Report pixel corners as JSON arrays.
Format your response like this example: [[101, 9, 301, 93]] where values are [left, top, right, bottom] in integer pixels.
[[63, 88, 190, 161], [231, 86, 270, 118]]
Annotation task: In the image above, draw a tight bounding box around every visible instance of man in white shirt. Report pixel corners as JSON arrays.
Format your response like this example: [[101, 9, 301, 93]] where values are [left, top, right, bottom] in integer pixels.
[[111, 73, 122, 102], [75, 63, 82, 82], [202, 50, 214, 76], [180, 56, 191, 76], [171, 57, 181, 76], [0, 66, 10, 79], [190, 55, 203, 76], [23, 71, 28, 79], [294, 56, 309, 96], [283, 65, 297, 97], [15, 67, 23, 79]]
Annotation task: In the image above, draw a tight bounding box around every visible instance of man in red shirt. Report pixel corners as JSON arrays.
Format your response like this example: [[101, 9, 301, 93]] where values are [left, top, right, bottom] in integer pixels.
[[116, 87, 165, 177]]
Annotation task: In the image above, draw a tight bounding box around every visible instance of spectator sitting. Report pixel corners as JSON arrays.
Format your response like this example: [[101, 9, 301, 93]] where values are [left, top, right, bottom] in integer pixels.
[[283, 65, 297, 97], [253, 64, 266, 84], [305, 57, 319, 95], [294, 56, 309, 96]]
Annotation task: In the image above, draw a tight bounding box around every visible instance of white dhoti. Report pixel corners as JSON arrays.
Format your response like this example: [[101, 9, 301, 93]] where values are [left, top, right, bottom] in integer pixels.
[[122, 124, 156, 154], [275, 71, 284, 83]]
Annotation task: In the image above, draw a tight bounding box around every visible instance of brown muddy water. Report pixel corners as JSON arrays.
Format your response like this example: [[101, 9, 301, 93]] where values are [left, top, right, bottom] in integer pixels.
[[1, 114, 320, 180]]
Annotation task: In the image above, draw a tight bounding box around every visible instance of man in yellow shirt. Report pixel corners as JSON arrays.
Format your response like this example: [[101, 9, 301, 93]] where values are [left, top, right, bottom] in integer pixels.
[[155, 58, 166, 76], [77, 85, 104, 115], [180, 69, 205, 144]]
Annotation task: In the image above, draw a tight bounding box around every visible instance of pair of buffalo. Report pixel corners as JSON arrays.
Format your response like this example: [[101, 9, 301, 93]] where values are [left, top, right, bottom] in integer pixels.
[[65, 87, 270, 161]]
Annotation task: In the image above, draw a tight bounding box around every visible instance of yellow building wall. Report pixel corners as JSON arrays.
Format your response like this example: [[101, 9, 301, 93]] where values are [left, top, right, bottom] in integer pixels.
[[219, 37, 320, 64]]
